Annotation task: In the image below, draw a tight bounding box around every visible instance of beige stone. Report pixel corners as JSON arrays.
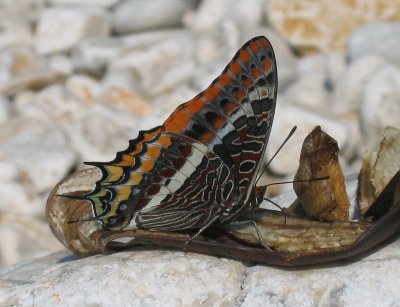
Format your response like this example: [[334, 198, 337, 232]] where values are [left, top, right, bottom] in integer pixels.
[[99, 86, 151, 117], [266, 0, 400, 54]]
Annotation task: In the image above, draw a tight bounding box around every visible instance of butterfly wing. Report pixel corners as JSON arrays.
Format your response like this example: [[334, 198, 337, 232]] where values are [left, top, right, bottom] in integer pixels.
[[162, 36, 277, 207], [84, 36, 277, 230], [85, 130, 235, 230]]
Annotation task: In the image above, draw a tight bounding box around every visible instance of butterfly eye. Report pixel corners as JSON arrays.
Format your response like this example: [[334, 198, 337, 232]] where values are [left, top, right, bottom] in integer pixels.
[[119, 203, 128, 212], [108, 217, 117, 225]]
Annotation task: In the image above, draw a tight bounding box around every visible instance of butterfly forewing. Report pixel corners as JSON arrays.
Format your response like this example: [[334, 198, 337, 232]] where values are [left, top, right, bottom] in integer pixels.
[[83, 36, 277, 231]]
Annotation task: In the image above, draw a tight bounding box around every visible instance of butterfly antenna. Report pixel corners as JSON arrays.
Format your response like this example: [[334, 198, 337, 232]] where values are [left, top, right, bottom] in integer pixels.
[[67, 217, 100, 224], [265, 176, 330, 188], [264, 197, 287, 225], [54, 193, 88, 200], [256, 126, 297, 184]]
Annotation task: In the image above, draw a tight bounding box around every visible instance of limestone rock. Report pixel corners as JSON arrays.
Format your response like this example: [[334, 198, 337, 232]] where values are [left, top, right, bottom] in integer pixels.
[[0, 117, 76, 194], [285, 73, 330, 111], [0, 70, 66, 97], [14, 85, 87, 125], [361, 64, 400, 144], [0, 96, 9, 123], [47, 0, 119, 7], [0, 0, 44, 22], [111, 0, 196, 34], [0, 46, 42, 84], [47, 54, 73, 76], [111, 34, 195, 97], [0, 13, 32, 50], [72, 38, 123, 73], [325, 51, 347, 88], [99, 86, 151, 117], [348, 22, 400, 66], [241, 240, 400, 306], [183, 0, 233, 33], [331, 55, 386, 115], [0, 214, 63, 267], [65, 74, 101, 106], [65, 104, 140, 163], [266, 0, 400, 54], [0, 181, 42, 216], [1, 241, 399, 305], [266, 97, 349, 175], [35, 7, 110, 55]]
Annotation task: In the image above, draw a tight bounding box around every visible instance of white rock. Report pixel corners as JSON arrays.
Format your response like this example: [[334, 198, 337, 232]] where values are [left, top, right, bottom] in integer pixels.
[[1, 240, 399, 305], [266, 96, 349, 175], [242, 240, 400, 306], [120, 28, 192, 47], [331, 55, 386, 115], [0, 46, 70, 97], [0, 117, 76, 194], [65, 74, 101, 105], [111, 35, 196, 97], [0, 13, 32, 50], [0, 96, 9, 123], [0, 0, 44, 22], [12, 90, 44, 119], [72, 38, 123, 73], [0, 70, 66, 97], [111, 0, 195, 34], [184, 0, 232, 33], [101, 68, 139, 94], [361, 64, 400, 144], [0, 215, 63, 267], [0, 46, 42, 84], [47, 54, 73, 75], [337, 112, 363, 161], [47, 0, 119, 8], [15, 84, 87, 125], [284, 73, 330, 111], [325, 51, 347, 89], [0, 181, 42, 216], [297, 53, 328, 76], [225, 0, 263, 30], [99, 86, 151, 117], [0, 155, 18, 181], [35, 7, 110, 55], [185, 0, 263, 40], [348, 22, 400, 67], [65, 104, 140, 163]]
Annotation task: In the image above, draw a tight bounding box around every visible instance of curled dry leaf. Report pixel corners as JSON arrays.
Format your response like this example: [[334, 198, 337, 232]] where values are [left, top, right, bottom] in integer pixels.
[[358, 127, 400, 215], [220, 210, 368, 254], [293, 126, 350, 221]]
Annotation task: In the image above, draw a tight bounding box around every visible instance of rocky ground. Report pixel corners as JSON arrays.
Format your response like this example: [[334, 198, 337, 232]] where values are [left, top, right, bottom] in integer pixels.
[[0, 0, 399, 299], [1, 242, 400, 306]]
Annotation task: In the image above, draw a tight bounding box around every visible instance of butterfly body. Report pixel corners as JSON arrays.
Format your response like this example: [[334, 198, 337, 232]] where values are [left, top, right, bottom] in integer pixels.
[[84, 36, 277, 233]]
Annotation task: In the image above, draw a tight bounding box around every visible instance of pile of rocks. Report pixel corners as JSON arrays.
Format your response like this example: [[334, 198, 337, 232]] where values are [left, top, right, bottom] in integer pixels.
[[0, 0, 399, 267]]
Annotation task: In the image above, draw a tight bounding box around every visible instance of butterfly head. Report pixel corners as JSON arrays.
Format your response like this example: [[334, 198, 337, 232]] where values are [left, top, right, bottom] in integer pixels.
[[252, 186, 268, 207]]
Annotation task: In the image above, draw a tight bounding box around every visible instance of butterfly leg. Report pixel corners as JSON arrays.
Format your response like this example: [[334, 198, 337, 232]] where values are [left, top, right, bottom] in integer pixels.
[[183, 214, 220, 252], [227, 219, 272, 250]]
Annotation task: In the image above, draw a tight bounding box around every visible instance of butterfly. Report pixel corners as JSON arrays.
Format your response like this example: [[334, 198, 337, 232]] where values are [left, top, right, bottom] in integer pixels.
[[79, 36, 277, 240]]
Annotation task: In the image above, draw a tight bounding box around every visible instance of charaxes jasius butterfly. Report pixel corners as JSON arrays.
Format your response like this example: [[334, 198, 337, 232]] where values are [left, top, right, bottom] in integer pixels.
[[80, 36, 277, 239]]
